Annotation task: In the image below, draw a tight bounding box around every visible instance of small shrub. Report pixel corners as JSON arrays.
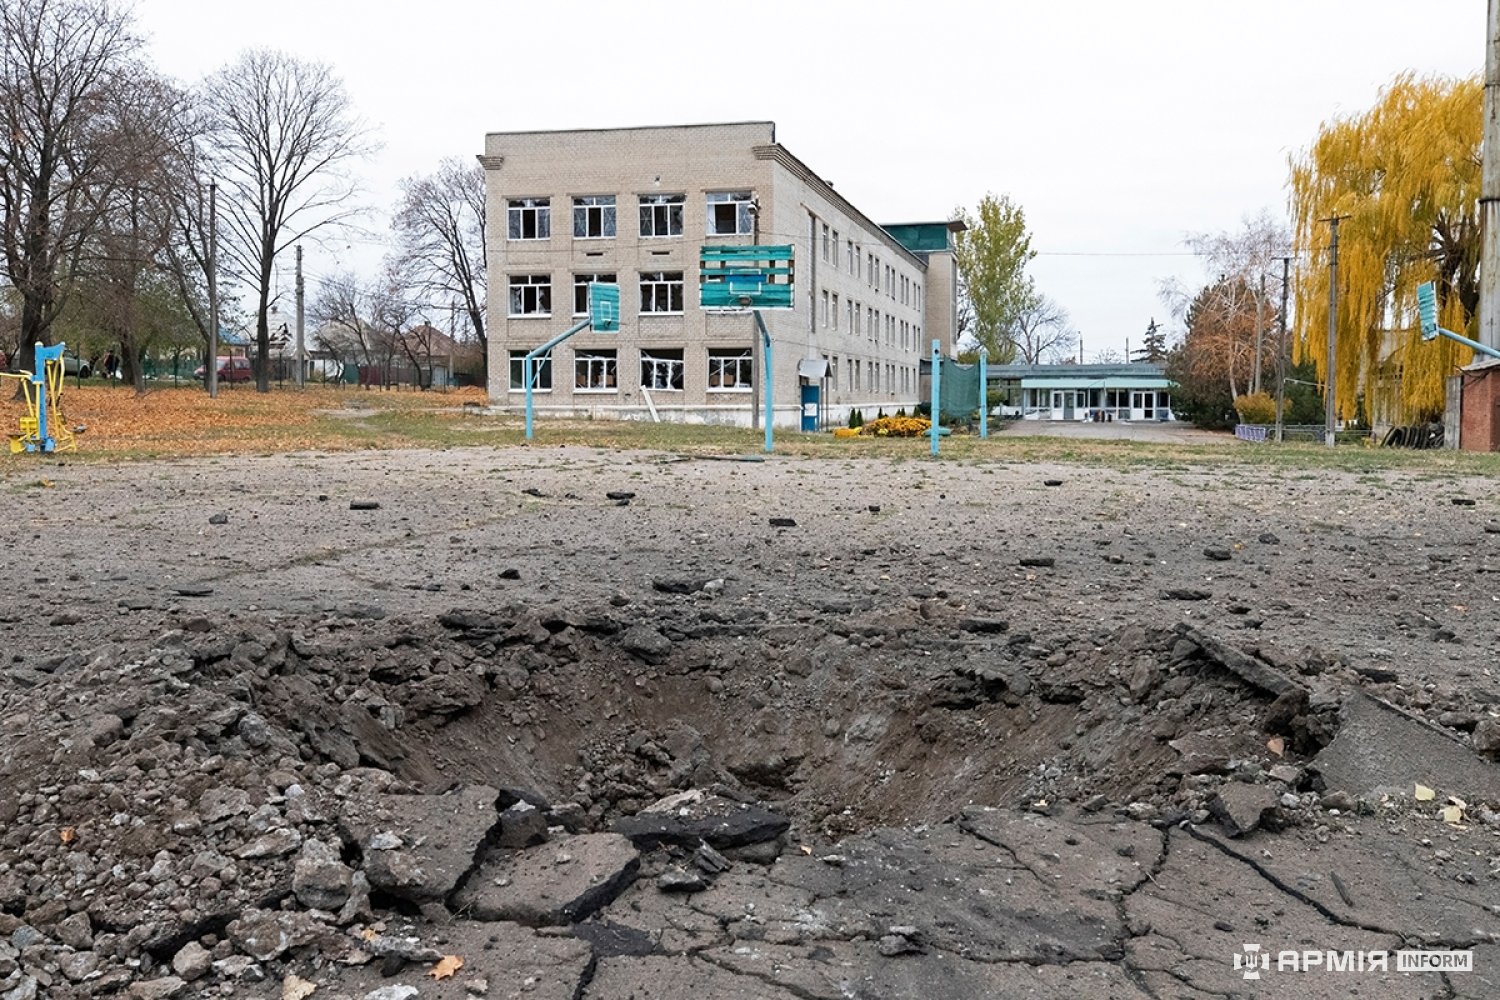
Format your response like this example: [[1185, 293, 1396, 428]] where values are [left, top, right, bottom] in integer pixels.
[[1234, 392, 1276, 425]]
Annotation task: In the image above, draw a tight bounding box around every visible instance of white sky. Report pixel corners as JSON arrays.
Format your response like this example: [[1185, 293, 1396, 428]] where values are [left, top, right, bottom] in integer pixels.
[[133, 0, 1483, 360]]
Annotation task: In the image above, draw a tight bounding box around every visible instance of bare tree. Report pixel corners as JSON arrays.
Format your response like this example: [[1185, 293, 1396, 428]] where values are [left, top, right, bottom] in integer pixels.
[[392, 158, 486, 372], [0, 0, 140, 356], [1160, 211, 1290, 397], [312, 272, 399, 387], [1010, 294, 1076, 365], [77, 73, 193, 391], [199, 49, 376, 392]]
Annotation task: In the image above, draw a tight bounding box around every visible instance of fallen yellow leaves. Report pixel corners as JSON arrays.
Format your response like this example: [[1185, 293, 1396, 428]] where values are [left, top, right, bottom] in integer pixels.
[[430, 954, 464, 980], [1, 384, 489, 458], [59, 826, 75, 844]]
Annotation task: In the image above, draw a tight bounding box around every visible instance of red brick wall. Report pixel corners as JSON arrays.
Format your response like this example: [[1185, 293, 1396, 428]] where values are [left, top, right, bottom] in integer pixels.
[[1459, 368, 1500, 452]]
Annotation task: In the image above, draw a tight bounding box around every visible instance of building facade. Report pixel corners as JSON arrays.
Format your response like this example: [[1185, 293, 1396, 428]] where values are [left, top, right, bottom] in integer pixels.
[[987, 363, 1176, 421], [479, 122, 958, 426]]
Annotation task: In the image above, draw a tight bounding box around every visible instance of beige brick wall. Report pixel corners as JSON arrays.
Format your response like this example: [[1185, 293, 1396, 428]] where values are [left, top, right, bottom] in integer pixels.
[[482, 122, 951, 425]]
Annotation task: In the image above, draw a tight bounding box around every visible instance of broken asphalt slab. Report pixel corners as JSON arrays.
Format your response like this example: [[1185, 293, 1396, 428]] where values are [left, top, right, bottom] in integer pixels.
[[1313, 690, 1500, 806], [337, 785, 499, 903], [452, 833, 640, 926]]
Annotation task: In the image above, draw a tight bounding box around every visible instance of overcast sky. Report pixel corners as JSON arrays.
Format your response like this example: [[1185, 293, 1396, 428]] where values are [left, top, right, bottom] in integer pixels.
[[134, 0, 1483, 360]]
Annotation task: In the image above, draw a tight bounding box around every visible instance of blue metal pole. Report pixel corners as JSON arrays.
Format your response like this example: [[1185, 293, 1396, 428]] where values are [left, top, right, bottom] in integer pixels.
[[978, 346, 988, 439], [754, 311, 774, 453], [33, 344, 50, 451], [1434, 326, 1500, 361], [930, 339, 941, 456], [524, 319, 591, 441], [524, 355, 534, 440]]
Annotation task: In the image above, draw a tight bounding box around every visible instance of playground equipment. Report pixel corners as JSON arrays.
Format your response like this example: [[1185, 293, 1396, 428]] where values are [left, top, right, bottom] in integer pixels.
[[3, 342, 78, 454], [522, 282, 620, 440], [699, 245, 795, 453]]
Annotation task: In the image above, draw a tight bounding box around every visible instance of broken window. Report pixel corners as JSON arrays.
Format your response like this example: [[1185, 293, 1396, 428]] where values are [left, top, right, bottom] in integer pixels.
[[640, 272, 684, 314], [572, 196, 616, 239], [575, 350, 617, 391], [507, 198, 550, 240], [706, 191, 753, 235], [508, 349, 552, 391], [508, 275, 551, 316], [639, 193, 685, 237], [640, 349, 684, 391], [707, 349, 752, 390], [574, 273, 618, 316]]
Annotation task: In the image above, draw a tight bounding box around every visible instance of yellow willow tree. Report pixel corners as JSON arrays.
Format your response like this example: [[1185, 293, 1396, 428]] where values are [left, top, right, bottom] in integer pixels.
[[1289, 73, 1480, 421]]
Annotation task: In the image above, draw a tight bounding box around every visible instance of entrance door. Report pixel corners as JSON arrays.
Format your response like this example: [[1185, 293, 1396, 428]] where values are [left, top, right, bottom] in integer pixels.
[[1131, 391, 1156, 420]]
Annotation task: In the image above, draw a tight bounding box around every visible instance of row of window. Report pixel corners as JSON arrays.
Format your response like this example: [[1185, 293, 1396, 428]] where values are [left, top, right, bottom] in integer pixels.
[[822, 355, 918, 396], [508, 346, 915, 397], [818, 290, 923, 354], [509, 348, 751, 393], [507, 192, 754, 241], [511, 271, 926, 338], [816, 221, 920, 308], [509, 272, 685, 317]]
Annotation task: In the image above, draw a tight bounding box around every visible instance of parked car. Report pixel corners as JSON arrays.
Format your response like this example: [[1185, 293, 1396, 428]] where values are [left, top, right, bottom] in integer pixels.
[[989, 404, 1024, 419], [62, 353, 92, 379], [194, 357, 254, 382]]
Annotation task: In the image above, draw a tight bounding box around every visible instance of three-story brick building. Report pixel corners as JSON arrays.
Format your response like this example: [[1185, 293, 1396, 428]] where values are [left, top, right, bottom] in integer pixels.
[[480, 121, 959, 427]]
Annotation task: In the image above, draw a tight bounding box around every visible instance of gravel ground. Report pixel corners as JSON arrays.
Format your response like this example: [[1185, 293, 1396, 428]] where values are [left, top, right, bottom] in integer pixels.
[[1, 444, 1499, 1000]]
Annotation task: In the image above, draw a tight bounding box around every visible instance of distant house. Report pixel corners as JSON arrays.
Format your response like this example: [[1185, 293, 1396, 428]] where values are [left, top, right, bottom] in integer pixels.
[[987, 362, 1176, 421]]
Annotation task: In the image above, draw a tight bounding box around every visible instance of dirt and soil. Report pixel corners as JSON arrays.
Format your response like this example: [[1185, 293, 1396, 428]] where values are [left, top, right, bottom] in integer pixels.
[[2, 442, 1499, 999]]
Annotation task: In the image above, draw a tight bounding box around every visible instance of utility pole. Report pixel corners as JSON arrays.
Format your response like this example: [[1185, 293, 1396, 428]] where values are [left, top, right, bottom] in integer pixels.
[[1322, 216, 1348, 448], [1273, 255, 1292, 443], [1482, 0, 1500, 349], [208, 180, 219, 399], [294, 245, 305, 388], [1252, 270, 1265, 395]]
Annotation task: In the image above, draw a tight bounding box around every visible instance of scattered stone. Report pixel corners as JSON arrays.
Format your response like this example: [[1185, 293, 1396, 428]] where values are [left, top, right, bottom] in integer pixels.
[[769, 517, 796, 527], [1319, 790, 1355, 813], [1018, 556, 1054, 568], [499, 567, 521, 580], [652, 577, 713, 595], [958, 616, 1008, 634], [496, 800, 549, 849], [172, 584, 214, 597], [1452, 497, 1477, 506], [293, 839, 355, 911], [1353, 663, 1400, 684], [657, 868, 707, 893], [619, 624, 673, 664], [208, 512, 229, 525], [606, 491, 636, 501], [128, 977, 189, 999], [1471, 718, 1500, 758], [171, 941, 212, 981], [1043, 479, 1063, 486], [236, 826, 303, 859], [1162, 588, 1211, 601], [349, 500, 381, 510], [877, 925, 928, 957], [1203, 547, 1232, 561], [1209, 783, 1278, 837], [1258, 532, 1280, 544], [363, 988, 419, 1000]]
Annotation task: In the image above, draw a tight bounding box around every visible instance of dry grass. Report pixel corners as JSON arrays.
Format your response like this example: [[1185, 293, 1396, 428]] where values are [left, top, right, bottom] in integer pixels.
[[5, 382, 1500, 477]]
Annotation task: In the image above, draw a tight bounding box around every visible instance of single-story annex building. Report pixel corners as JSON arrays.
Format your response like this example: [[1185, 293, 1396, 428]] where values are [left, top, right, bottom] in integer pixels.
[[987, 362, 1176, 421]]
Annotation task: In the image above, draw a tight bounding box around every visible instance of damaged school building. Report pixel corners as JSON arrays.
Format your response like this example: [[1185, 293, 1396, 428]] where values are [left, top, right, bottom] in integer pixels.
[[479, 121, 960, 427]]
